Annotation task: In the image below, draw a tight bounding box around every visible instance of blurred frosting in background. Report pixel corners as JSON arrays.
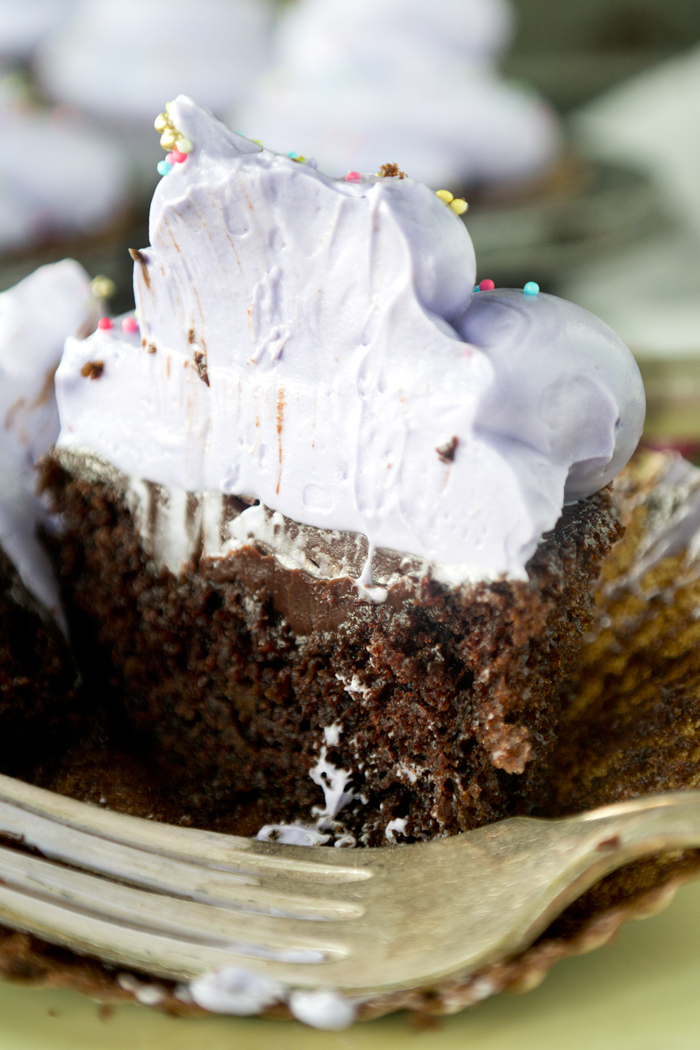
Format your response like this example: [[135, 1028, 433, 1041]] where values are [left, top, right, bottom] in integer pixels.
[[0, 72, 128, 254], [573, 44, 700, 236], [233, 0, 560, 188], [34, 0, 274, 190], [0, 0, 77, 63], [561, 46, 700, 453], [36, 0, 274, 127]]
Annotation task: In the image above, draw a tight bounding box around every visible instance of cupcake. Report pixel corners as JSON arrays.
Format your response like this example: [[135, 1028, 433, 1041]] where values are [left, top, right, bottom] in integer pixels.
[[234, 0, 559, 190], [43, 97, 644, 848]]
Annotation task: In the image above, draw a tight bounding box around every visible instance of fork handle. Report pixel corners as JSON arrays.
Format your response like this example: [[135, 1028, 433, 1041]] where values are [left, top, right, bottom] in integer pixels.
[[576, 790, 700, 858]]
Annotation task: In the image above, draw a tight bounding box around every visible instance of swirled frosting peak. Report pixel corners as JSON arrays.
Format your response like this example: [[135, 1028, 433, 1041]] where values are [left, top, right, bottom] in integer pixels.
[[55, 98, 644, 587]]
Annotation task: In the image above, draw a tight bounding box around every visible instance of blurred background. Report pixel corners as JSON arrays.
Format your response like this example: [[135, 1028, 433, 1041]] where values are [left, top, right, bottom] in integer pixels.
[[1, 0, 699, 453]]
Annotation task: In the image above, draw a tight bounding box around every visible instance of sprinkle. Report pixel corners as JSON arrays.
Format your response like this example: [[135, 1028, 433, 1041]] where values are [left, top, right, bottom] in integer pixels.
[[307, 158, 318, 169], [473, 284, 480, 293], [160, 128, 179, 150], [286, 151, 299, 159], [165, 101, 173, 113], [450, 198, 468, 215], [436, 189, 454, 204], [175, 138, 192, 154], [154, 112, 170, 133], [157, 159, 172, 176], [171, 149, 187, 164], [345, 171, 361, 181], [97, 317, 112, 331], [251, 138, 263, 146], [524, 281, 540, 296], [122, 316, 139, 334], [478, 279, 495, 291], [165, 151, 175, 164], [90, 275, 115, 299]]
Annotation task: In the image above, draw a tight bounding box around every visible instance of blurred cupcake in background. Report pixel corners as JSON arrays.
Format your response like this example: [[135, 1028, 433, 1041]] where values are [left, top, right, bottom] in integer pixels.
[[35, 0, 275, 190], [0, 72, 129, 259], [0, 0, 76, 64], [561, 46, 700, 462], [233, 0, 560, 190]]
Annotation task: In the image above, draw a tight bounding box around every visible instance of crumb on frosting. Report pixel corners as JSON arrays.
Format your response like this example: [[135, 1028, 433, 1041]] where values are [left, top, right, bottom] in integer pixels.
[[80, 360, 104, 380], [436, 436, 459, 463], [377, 162, 407, 179]]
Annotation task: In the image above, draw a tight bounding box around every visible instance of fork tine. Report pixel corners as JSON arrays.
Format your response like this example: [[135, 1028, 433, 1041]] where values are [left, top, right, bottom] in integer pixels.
[[0, 773, 368, 883], [0, 801, 363, 921], [0, 847, 350, 963]]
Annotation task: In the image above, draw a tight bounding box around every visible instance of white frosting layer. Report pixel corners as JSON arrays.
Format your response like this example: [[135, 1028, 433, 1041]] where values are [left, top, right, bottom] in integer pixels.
[[234, 0, 558, 187], [55, 99, 644, 587], [0, 259, 97, 618], [37, 0, 273, 125], [0, 78, 128, 251]]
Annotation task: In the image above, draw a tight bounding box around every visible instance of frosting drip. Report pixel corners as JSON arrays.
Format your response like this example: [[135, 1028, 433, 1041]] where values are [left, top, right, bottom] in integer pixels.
[[55, 98, 644, 586]]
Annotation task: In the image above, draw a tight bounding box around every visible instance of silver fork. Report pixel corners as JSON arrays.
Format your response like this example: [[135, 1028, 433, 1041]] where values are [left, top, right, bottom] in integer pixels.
[[0, 771, 698, 1000]]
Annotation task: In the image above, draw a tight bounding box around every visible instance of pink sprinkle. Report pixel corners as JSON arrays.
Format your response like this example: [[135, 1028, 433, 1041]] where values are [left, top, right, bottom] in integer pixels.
[[122, 316, 139, 334], [166, 152, 175, 164], [97, 317, 113, 331], [478, 279, 495, 291], [345, 171, 361, 181], [171, 149, 188, 164]]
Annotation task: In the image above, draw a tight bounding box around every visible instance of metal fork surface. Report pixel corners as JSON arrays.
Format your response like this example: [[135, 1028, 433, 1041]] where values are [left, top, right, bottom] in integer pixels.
[[0, 772, 699, 997]]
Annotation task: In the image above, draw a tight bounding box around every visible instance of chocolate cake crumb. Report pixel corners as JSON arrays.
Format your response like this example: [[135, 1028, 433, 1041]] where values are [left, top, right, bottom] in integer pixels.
[[80, 361, 103, 380], [597, 836, 621, 851], [378, 163, 407, 179], [188, 329, 195, 344], [437, 437, 459, 463], [193, 349, 209, 386]]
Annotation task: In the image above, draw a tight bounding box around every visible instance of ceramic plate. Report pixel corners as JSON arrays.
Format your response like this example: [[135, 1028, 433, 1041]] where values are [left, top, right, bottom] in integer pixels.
[[1, 878, 700, 1050]]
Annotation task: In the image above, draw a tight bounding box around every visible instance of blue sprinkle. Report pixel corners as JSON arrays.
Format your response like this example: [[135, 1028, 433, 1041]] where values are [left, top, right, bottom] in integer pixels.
[[157, 160, 173, 177], [524, 281, 540, 296], [286, 151, 299, 159], [473, 284, 480, 293]]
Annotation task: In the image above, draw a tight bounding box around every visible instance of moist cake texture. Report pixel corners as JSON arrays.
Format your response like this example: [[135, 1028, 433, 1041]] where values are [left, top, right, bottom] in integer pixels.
[[43, 454, 621, 843]]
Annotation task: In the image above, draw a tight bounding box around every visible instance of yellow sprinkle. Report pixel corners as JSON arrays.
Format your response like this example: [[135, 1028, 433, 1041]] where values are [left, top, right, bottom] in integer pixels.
[[436, 189, 454, 204], [154, 112, 171, 133], [450, 198, 468, 215], [252, 138, 263, 147], [90, 275, 116, 300], [160, 128, 179, 150], [165, 101, 173, 113], [175, 138, 193, 154]]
